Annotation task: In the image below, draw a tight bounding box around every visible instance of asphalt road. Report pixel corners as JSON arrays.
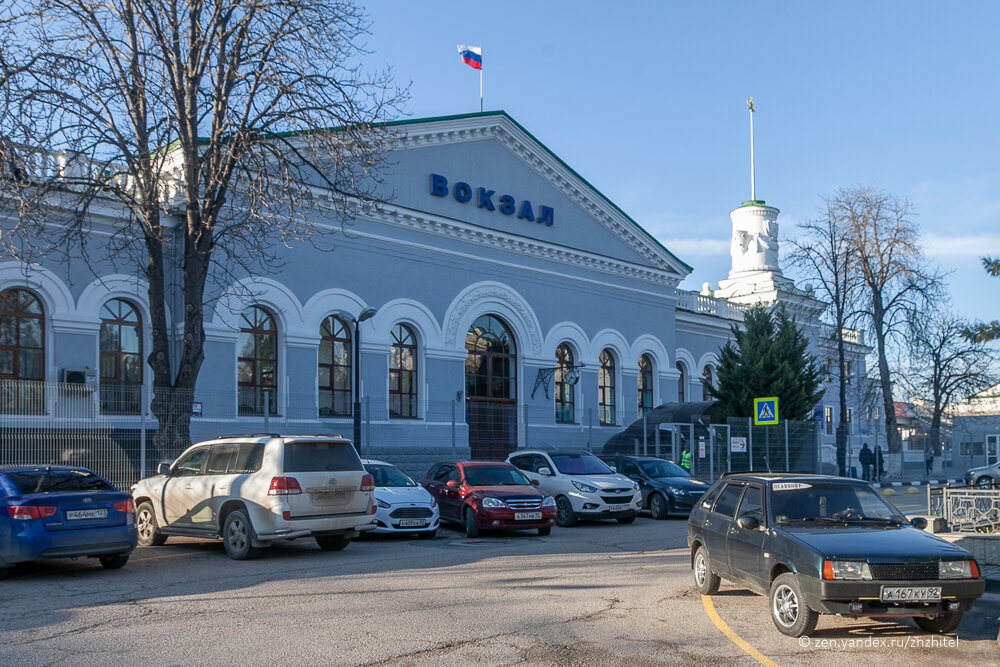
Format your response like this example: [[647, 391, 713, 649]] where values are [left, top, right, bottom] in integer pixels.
[[1, 516, 997, 666]]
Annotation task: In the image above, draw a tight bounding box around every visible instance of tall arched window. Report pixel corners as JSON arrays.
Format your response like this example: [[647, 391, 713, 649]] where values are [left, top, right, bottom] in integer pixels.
[[676, 361, 687, 403], [702, 366, 713, 401], [390, 323, 418, 419], [599, 349, 616, 426], [319, 315, 351, 417], [0, 288, 44, 413], [638, 354, 653, 417], [100, 299, 142, 414], [555, 343, 575, 423], [238, 306, 277, 415]]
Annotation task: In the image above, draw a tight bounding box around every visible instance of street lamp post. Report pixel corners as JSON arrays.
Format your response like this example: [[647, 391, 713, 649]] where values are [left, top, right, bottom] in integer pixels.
[[353, 307, 377, 453]]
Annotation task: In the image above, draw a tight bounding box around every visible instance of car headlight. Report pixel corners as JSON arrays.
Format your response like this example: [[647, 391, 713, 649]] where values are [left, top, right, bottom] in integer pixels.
[[940, 559, 976, 579], [375, 498, 391, 509], [632, 481, 640, 491], [542, 495, 556, 507], [665, 485, 683, 496], [481, 497, 506, 509], [823, 560, 872, 580], [572, 481, 598, 493]]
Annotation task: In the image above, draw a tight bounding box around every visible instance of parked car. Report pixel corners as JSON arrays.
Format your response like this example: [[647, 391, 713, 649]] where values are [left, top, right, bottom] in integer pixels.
[[506, 449, 641, 527], [0, 465, 137, 579], [963, 461, 1000, 487], [362, 459, 439, 538], [131, 434, 376, 559], [600, 455, 710, 519], [688, 473, 985, 637], [421, 461, 556, 537]]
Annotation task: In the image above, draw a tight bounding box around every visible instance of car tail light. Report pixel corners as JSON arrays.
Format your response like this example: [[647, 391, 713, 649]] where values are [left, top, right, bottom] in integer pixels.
[[8, 505, 58, 520], [282, 510, 292, 521], [114, 499, 136, 514], [268, 477, 302, 495], [360, 474, 375, 492], [370, 503, 377, 515]]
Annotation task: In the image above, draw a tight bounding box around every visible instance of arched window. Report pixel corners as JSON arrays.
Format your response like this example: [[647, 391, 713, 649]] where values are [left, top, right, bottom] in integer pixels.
[[0, 288, 44, 413], [702, 366, 713, 401], [638, 354, 653, 417], [599, 349, 616, 426], [238, 306, 277, 415], [555, 343, 575, 423], [390, 323, 418, 419], [676, 361, 687, 403], [100, 299, 142, 413], [319, 315, 351, 417]]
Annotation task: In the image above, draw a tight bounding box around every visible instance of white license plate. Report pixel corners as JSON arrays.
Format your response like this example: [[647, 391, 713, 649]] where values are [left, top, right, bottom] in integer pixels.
[[609, 504, 631, 512], [66, 509, 108, 521], [515, 511, 542, 520], [880, 586, 941, 602], [398, 519, 427, 527]]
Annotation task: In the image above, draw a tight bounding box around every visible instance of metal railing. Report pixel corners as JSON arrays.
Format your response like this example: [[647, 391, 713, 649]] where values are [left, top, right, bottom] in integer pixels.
[[941, 486, 1000, 533]]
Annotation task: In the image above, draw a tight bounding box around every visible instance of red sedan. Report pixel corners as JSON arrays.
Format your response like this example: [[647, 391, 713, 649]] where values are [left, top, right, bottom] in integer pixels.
[[422, 461, 557, 537]]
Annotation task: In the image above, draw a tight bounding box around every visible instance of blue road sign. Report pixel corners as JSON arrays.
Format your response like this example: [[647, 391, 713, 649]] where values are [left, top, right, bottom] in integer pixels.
[[754, 397, 779, 425]]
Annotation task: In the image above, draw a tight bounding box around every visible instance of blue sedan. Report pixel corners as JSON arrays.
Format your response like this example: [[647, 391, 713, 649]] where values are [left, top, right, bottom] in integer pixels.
[[0, 465, 138, 578]]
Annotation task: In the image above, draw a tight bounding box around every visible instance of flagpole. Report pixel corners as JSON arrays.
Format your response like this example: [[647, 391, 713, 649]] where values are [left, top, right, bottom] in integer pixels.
[[480, 49, 484, 112]]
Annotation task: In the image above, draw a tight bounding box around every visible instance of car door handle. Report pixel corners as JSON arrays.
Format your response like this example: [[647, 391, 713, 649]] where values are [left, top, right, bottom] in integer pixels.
[[217, 485, 227, 490], [185, 484, 193, 490]]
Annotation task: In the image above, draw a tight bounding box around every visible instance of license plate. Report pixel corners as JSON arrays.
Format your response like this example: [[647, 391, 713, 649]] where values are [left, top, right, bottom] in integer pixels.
[[609, 504, 631, 512], [515, 511, 542, 520], [880, 586, 941, 602], [66, 509, 108, 521], [398, 519, 427, 527]]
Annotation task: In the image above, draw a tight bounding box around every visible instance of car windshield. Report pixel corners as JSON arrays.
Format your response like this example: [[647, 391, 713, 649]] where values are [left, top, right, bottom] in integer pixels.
[[638, 459, 690, 478], [7, 469, 114, 494], [365, 465, 417, 488], [550, 453, 613, 475], [770, 481, 903, 524], [464, 466, 531, 486]]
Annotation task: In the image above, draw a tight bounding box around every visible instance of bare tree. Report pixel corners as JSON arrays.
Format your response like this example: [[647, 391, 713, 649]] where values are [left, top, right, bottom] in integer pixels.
[[836, 186, 944, 478], [788, 197, 864, 476], [899, 307, 997, 456], [0, 0, 405, 455]]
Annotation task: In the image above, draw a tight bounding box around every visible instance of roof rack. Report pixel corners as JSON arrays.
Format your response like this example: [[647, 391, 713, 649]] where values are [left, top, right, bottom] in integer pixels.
[[212, 433, 282, 440]]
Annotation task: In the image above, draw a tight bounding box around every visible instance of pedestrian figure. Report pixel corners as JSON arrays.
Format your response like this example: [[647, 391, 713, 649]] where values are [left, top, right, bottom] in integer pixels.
[[874, 446, 885, 482], [680, 445, 692, 472], [925, 446, 934, 476], [858, 443, 873, 481]]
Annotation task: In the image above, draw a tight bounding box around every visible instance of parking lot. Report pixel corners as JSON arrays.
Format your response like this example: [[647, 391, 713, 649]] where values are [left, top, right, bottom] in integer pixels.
[[2, 515, 997, 666]]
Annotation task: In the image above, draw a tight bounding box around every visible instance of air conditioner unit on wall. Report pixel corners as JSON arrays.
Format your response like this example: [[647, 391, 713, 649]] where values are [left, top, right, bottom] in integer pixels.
[[60, 368, 97, 392]]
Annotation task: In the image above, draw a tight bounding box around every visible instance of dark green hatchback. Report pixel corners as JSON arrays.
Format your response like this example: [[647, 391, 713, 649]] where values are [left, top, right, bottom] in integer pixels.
[[687, 473, 985, 637]]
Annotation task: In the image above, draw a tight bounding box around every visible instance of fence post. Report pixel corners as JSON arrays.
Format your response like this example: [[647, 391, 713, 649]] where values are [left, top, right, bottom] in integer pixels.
[[588, 408, 593, 452], [139, 384, 147, 480], [708, 427, 714, 483], [642, 411, 647, 455], [785, 419, 790, 472], [524, 404, 529, 449], [264, 391, 270, 433], [365, 396, 371, 458], [654, 426, 660, 458], [748, 417, 753, 471], [451, 400, 456, 457]]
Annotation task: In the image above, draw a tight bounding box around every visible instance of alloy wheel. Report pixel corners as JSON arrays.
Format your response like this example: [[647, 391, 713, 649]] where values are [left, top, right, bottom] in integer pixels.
[[773, 584, 799, 627]]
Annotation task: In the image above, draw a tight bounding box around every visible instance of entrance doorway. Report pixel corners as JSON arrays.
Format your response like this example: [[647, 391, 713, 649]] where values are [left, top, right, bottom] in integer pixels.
[[988, 434, 998, 466], [465, 315, 517, 460]]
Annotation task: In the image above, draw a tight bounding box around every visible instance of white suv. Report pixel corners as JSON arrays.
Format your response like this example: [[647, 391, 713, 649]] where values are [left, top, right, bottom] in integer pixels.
[[131, 434, 376, 559], [506, 449, 641, 526]]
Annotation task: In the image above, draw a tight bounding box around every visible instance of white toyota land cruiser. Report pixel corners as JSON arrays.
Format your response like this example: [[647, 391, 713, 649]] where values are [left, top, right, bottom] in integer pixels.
[[130, 434, 376, 559]]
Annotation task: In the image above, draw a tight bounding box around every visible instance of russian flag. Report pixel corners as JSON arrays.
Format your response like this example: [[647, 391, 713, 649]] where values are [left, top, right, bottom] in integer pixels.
[[457, 44, 482, 70]]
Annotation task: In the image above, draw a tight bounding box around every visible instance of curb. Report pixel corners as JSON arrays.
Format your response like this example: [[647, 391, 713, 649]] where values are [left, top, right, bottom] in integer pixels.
[[870, 479, 963, 489]]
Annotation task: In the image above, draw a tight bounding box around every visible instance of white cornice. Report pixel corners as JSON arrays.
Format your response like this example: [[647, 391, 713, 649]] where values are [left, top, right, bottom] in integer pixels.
[[392, 116, 691, 278]]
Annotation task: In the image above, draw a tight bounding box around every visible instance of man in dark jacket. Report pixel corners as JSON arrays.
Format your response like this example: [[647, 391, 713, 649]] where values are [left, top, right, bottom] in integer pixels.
[[859, 443, 874, 481], [874, 446, 885, 482]]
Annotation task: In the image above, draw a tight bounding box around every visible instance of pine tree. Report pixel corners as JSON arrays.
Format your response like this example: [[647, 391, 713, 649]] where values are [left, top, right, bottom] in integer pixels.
[[707, 305, 824, 421], [967, 257, 1000, 343]]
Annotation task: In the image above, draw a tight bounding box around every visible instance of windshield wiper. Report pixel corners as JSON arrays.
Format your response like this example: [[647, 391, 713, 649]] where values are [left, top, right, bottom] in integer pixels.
[[842, 517, 903, 526], [779, 517, 844, 524]]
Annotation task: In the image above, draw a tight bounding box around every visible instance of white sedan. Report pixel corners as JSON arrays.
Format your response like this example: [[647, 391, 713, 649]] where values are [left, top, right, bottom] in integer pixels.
[[361, 459, 439, 538]]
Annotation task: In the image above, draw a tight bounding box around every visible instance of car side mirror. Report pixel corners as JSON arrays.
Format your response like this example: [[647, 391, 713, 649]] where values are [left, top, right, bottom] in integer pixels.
[[537, 466, 552, 476], [157, 462, 172, 476], [445, 480, 460, 489], [910, 516, 928, 530], [607, 465, 617, 472], [736, 515, 760, 531], [531, 479, 540, 487]]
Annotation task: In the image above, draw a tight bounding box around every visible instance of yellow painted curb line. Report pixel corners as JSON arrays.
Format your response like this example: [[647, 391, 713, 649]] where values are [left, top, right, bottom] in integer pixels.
[[701, 594, 780, 667]]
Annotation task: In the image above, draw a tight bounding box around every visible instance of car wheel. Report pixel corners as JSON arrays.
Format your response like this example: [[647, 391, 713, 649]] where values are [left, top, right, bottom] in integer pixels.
[[464, 508, 480, 538], [616, 513, 637, 524], [649, 493, 670, 520], [538, 527, 552, 536], [693, 545, 721, 595], [555, 496, 577, 527], [769, 573, 819, 637], [135, 501, 167, 547], [976, 476, 994, 489], [416, 529, 436, 539], [315, 535, 350, 551], [222, 509, 262, 560], [914, 612, 963, 634], [98, 553, 130, 570]]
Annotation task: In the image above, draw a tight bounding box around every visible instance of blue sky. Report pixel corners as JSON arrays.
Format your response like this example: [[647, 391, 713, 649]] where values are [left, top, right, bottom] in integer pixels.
[[364, 2, 1000, 324]]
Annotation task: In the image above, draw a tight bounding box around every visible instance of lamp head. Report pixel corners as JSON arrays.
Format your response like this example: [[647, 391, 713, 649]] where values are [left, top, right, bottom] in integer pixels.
[[358, 307, 377, 323]]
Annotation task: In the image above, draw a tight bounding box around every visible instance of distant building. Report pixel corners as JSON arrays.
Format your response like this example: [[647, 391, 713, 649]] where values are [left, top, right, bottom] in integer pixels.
[[950, 383, 1000, 471]]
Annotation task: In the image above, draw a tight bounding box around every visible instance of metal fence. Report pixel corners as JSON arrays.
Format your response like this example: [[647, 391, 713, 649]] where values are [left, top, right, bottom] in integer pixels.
[[939, 486, 1000, 534]]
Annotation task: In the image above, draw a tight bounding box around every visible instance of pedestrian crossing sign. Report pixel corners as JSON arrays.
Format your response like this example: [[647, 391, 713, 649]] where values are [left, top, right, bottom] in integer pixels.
[[754, 397, 779, 425]]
